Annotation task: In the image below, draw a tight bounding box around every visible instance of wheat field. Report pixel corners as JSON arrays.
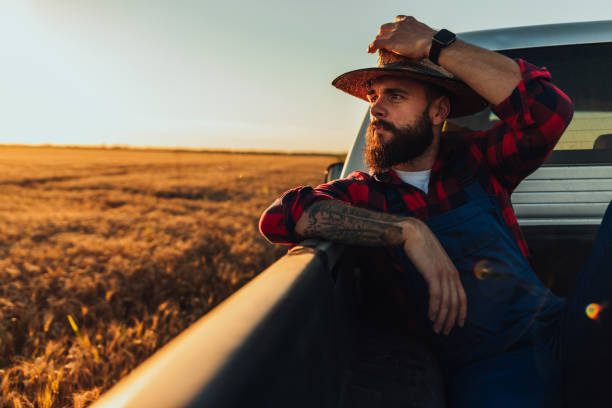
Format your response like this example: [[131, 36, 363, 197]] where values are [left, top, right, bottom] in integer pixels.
[[0, 146, 340, 408]]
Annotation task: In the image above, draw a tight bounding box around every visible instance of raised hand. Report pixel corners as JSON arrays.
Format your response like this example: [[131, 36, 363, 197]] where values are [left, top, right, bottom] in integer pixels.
[[367, 15, 436, 59]]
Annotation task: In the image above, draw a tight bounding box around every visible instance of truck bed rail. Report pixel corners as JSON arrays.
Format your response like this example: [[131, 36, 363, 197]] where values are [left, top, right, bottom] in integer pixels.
[[91, 240, 345, 408]]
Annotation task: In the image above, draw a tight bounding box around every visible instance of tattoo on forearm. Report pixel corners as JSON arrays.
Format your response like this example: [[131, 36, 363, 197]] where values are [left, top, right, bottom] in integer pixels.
[[301, 200, 407, 246]]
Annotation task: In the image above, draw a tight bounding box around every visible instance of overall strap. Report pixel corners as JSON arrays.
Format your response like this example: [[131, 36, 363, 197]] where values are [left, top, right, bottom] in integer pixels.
[[463, 180, 490, 203]]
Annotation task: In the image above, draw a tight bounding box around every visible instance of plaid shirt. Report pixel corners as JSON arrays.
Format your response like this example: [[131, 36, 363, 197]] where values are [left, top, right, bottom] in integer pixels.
[[260, 60, 574, 262]]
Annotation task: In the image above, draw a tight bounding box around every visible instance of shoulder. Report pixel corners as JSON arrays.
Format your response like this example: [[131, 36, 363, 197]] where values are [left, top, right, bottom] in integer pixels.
[[318, 170, 381, 206], [439, 130, 477, 159], [323, 170, 375, 188], [345, 170, 372, 181]]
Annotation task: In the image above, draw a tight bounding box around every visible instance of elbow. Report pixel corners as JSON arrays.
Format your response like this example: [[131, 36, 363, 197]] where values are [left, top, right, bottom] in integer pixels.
[[549, 83, 575, 134], [529, 84, 575, 143], [258, 212, 274, 244], [258, 200, 284, 244], [561, 93, 575, 131], [259, 186, 328, 245], [258, 198, 300, 246], [553, 83, 575, 132], [553, 92, 575, 144]]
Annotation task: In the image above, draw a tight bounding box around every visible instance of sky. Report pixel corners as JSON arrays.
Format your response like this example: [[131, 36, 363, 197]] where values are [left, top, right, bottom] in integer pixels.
[[1, 0, 611, 152]]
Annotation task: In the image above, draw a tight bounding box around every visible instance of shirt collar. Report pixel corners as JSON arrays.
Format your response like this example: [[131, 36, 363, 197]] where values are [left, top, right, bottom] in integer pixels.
[[374, 156, 443, 185], [373, 169, 404, 185]]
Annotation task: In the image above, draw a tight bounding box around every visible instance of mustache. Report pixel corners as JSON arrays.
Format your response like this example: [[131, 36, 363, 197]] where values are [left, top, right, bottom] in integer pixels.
[[369, 119, 396, 132]]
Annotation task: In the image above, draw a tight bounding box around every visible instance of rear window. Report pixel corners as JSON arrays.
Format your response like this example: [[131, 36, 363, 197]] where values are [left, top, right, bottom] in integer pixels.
[[448, 42, 612, 164]]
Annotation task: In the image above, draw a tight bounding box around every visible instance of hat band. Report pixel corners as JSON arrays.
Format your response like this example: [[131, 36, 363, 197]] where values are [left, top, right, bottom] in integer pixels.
[[379, 60, 455, 79]]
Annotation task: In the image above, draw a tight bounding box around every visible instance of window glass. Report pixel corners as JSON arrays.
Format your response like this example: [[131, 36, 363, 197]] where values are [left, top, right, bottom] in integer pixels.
[[448, 42, 612, 160]]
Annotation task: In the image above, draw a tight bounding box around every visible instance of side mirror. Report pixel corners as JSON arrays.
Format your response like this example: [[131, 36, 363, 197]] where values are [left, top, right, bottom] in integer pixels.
[[324, 162, 344, 183]]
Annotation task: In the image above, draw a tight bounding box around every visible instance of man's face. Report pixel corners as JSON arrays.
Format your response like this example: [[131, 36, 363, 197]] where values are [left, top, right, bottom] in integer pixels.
[[364, 76, 435, 172]]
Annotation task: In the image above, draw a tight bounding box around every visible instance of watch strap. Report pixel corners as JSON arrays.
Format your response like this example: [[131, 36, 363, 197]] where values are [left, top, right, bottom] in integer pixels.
[[429, 29, 456, 65]]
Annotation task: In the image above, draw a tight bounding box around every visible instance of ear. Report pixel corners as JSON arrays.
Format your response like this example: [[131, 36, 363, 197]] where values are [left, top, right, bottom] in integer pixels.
[[430, 95, 451, 126]]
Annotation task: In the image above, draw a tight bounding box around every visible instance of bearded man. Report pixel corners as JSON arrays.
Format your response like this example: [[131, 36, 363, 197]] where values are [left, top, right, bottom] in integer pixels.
[[259, 16, 611, 407]]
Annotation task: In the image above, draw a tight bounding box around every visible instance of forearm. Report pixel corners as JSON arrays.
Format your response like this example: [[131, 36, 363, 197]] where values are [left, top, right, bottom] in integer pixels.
[[435, 39, 522, 105], [295, 199, 414, 246], [297, 199, 467, 334]]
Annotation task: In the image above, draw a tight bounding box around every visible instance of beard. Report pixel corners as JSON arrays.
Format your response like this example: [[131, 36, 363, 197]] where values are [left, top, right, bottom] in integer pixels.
[[364, 111, 434, 173]]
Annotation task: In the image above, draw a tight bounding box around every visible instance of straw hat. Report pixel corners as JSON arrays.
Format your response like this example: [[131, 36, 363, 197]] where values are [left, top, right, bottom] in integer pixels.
[[331, 49, 489, 118]]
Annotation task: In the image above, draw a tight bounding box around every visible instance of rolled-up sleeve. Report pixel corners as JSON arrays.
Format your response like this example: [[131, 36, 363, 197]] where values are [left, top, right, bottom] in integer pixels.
[[466, 59, 575, 191], [259, 171, 372, 245]]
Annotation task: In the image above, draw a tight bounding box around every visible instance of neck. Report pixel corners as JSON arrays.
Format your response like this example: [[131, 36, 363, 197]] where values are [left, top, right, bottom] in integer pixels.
[[392, 132, 440, 172]]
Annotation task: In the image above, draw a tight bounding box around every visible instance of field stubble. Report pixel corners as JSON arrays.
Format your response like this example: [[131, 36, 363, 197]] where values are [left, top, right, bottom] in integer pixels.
[[0, 147, 340, 408]]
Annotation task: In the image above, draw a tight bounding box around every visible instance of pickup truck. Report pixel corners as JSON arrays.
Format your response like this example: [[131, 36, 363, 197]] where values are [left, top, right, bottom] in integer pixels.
[[92, 20, 612, 408]]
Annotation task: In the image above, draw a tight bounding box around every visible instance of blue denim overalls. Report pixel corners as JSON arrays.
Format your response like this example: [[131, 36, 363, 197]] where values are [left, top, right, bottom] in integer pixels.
[[382, 171, 566, 407]]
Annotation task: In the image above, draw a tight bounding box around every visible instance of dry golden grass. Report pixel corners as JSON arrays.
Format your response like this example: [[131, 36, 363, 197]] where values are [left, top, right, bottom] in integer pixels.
[[0, 146, 340, 408]]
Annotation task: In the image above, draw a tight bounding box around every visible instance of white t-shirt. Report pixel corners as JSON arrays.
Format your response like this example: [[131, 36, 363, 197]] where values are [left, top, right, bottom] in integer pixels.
[[394, 168, 431, 194]]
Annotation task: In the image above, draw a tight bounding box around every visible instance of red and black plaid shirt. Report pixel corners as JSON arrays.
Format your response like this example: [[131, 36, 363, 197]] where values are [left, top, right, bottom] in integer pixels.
[[260, 60, 574, 262]]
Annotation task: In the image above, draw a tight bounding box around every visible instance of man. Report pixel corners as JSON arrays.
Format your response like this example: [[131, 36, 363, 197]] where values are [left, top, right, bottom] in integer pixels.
[[259, 16, 610, 407]]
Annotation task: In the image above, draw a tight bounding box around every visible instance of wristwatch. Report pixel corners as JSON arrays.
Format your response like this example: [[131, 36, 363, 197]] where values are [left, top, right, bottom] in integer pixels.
[[429, 29, 456, 65]]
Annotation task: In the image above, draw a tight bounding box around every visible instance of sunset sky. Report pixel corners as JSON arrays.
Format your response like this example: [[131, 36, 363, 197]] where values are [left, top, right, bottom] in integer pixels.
[[1, 1, 611, 152]]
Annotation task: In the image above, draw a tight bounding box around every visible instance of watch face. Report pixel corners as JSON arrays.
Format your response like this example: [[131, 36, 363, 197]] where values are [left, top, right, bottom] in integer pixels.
[[434, 29, 456, 45]]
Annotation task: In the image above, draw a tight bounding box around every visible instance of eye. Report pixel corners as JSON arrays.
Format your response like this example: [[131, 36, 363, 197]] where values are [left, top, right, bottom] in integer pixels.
[[390, 93, 403, 101], [368, 95, 378, 103]]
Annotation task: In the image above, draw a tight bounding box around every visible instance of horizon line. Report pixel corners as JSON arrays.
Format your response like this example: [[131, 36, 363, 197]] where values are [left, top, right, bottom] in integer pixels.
[[0, 143, 347, 158]]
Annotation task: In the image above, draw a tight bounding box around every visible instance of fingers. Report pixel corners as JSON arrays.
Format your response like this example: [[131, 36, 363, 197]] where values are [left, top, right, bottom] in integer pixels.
[[457, 274, 467, 327], [443, 272, 459, 335], [369, 30, 392, 53], [368, 16, 400, 53], [367, 38, 390, 54], [371, 17, 409, 52], [427, 275, 442, 323], [369, 15, 428, 57], [378, 16, 406, 34], [438, 267, 467, 335], [433, 268, 450, 334], [429, 262, 465, 335], [378, 22, 396, 33]]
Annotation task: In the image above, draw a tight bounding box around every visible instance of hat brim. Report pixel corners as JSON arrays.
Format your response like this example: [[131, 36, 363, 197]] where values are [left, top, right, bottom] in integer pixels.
[[332, 67, 489, 118]]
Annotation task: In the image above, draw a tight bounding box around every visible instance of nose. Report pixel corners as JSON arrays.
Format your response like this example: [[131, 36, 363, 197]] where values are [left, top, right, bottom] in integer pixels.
[[369, 97, 387, 121]]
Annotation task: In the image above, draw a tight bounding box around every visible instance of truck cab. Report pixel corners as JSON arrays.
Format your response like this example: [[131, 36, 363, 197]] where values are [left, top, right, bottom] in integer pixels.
[[92, 20, 612, 408]]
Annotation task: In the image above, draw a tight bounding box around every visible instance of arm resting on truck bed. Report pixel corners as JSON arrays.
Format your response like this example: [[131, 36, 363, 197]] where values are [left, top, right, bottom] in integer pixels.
[[263, 195, 467, 335], [294, 199, 406, 246]]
